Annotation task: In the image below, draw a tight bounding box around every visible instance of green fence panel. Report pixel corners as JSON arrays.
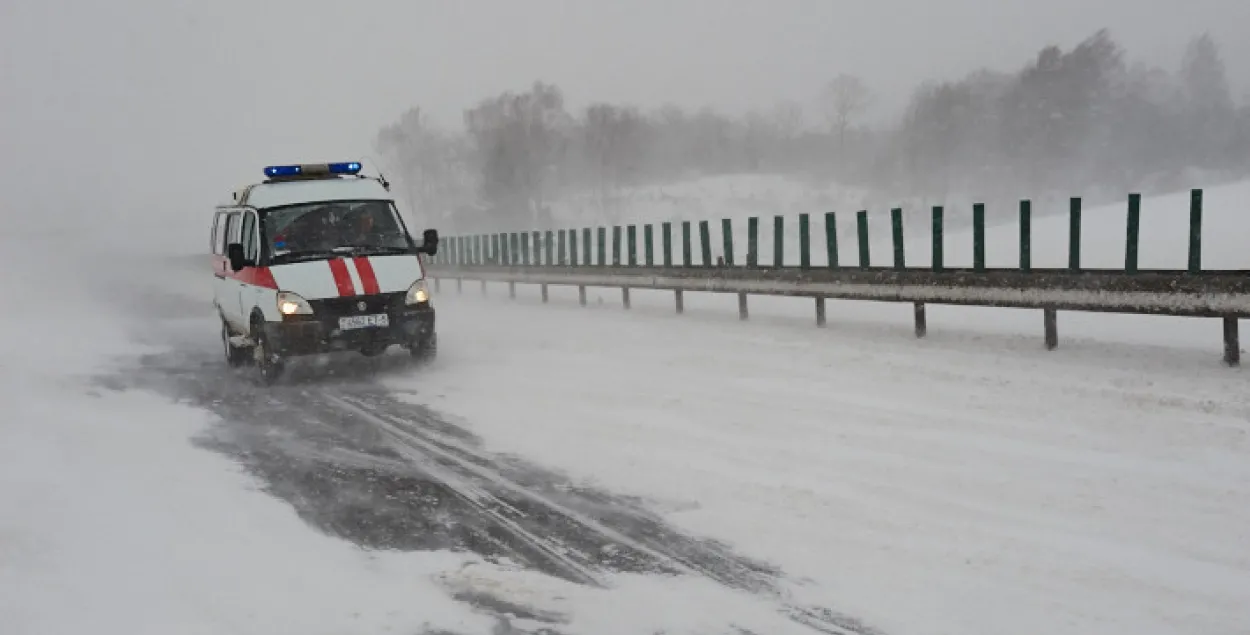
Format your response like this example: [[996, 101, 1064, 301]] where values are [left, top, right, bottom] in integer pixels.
[[628, 225, 637, 266], [612, 226, 622, 266], [1125, 194, 1140, 273], [773, 215, 784, 268], [856, 211, 870, 269], [973, 203, 986, 272], [722, 219, 735, 266], [825, 212, 839, 269], [644, 224, 654, 266], [699, 220, 712, 266], [662, 222, 673, 266], [1189, 188, 1203, 273], [891, 208, 904, 270], [1019, 200, 1031, 271], [799, 213, 810, 270], [1069, 197, 1081, 271], [597, 227, 607, 266], [747, 217, 759, 267], [682, 221, 693, 267], [557, 230, 567, 266], [932, 206, 944, 271]]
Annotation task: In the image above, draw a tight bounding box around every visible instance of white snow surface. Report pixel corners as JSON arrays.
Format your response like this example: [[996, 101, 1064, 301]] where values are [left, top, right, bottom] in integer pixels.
[[401, 181, 1250, 634], [4, 178, 1249, 635]]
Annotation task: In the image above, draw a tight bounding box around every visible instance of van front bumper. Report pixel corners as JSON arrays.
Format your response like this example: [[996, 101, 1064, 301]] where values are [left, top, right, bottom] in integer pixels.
[[263, 302, 435, 357]]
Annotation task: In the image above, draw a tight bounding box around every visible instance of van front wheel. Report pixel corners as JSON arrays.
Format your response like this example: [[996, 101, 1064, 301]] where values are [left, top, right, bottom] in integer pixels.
[[252, 323, 285, 384], [222, 320, 250, 368]]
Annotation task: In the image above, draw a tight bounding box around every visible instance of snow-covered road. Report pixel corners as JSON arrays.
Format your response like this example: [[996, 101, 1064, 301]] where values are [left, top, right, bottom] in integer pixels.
[[3, 183, 1249, 634]]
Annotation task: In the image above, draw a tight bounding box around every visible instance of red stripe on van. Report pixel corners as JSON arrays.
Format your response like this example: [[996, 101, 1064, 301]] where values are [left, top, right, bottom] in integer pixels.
[[327, 258, 356, 296], [352, 257, 381, 295], [238, 266, 278, 289], [212, 255, 277, 289]]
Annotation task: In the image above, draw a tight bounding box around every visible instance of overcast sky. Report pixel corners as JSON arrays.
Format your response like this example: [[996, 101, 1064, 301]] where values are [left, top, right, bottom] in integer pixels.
[[2, 0, 1247, 226]]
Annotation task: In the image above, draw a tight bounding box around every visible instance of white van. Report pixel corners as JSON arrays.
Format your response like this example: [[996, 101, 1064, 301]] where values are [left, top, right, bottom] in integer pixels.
[[211, 162, 440, 382]]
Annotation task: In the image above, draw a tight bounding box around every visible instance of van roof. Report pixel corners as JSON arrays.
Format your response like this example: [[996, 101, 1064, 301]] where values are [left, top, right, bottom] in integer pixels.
[[229, 177, 393, 210]]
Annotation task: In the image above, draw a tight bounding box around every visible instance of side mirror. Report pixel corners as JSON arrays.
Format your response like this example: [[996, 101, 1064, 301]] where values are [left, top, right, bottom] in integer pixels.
[[226, 243, 247, 272], [419, 229, 439, 255]]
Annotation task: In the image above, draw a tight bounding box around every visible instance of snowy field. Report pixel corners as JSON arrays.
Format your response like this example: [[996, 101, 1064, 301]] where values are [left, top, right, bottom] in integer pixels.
[[414, 180, 1250, 633], [2, 177, 1248, 635]]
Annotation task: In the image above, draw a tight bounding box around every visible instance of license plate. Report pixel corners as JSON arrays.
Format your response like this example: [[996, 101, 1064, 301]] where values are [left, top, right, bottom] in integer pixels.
[[338, 313, 390, 330]]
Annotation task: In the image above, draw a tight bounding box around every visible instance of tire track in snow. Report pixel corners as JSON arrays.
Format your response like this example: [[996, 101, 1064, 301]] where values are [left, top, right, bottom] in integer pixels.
[[106, 345, 882, 635]]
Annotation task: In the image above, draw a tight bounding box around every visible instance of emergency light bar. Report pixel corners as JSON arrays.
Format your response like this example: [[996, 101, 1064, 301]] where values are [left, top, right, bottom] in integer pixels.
[[262, 162, 363, 178]]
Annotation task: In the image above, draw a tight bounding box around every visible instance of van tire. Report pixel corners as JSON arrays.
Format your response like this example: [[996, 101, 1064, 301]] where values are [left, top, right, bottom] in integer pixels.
[[251, 318, 285, 384], [222, 319, 250, 368], [409, 332, 437, 363]]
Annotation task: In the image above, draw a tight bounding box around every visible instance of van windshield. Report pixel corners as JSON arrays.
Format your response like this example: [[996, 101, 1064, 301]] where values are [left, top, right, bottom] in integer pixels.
[[263, 200, 412, 263]]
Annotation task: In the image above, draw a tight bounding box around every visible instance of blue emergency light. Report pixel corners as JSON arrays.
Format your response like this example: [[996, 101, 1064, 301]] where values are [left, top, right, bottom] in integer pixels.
[[263, 162, 363, 178]]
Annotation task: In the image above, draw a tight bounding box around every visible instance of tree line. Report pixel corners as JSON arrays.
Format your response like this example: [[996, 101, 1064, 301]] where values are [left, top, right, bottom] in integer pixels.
[[376, 30, 1248, 231]]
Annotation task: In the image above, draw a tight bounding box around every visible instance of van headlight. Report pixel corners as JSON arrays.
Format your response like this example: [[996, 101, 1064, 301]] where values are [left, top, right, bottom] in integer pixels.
[[277, 291, 314, 315], [405, 279, 430, 305]]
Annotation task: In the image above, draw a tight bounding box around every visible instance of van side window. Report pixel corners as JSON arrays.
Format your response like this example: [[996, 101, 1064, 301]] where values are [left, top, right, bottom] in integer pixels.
[[241, 211, 259, 263], [222, 212, 240, 255], [211, 212, 225, 255]]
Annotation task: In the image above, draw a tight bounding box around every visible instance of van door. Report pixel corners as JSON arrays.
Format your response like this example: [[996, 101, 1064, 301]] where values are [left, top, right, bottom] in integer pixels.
[[236, 210, 264, 326], [215, 211, 243, 328]]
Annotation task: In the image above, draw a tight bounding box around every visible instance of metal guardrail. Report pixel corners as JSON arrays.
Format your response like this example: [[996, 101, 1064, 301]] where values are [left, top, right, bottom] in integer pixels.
[[427, 264, 1247, 367]]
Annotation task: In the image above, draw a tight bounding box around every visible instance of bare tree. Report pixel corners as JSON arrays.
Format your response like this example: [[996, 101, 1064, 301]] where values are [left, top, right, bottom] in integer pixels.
[[821, 73, 871, 147]]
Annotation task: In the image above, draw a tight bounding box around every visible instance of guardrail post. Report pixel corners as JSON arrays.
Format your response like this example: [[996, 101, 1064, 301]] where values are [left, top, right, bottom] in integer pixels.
[[815, 297, 826, 327], [914, 303, 927, 338], [722, 219, 735, 266], [738, 292, 749, 321], [773, 215, 784, 268], [545, 230, 554, 266], [1125, 194, 1140, 273], [799, 214, 811, 270], [682, 221, 693, 267], [627, 225, 637, 266], [541, 282, 548, 303], [662, 222, 673, 267], [932, 206, 944, 271], [825, 212, 839, 269], [973, 203, 986, 272], [857, 210, 870, 269], [1020, 200, 1032, 271], [891, 208, 905, 270], [747, 217, 759, 267], [644, 225, 655, 266], [1189, 188, 1203, 273], [1224, 318, 1240, 367], [597, 227, 607, 266], [612, 226, 622, 266], [557, 229, 567, 266], [579, 285, 587, 307], [622, 287, 631, 309], [675, 289, 684, 314], [1044, 309, 1058, 350], [699, 220, 713, 266], [1069, 197, 1081, 271]]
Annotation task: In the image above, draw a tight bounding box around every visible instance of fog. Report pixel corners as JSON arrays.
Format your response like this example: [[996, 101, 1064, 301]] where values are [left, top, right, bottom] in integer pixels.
[[2, 0, 1248, 236]]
